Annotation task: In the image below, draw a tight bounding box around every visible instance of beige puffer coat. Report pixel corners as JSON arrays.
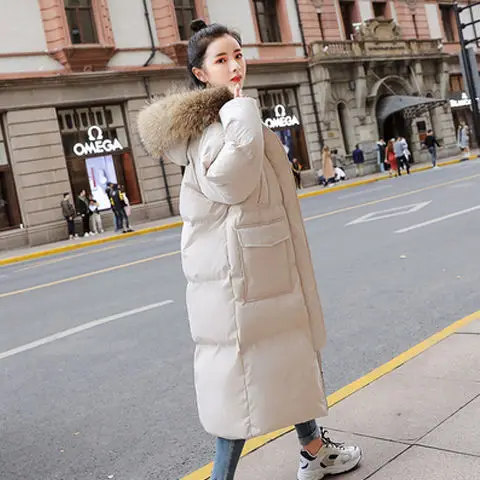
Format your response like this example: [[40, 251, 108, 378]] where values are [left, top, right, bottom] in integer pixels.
[[137, 87, 328, 440]]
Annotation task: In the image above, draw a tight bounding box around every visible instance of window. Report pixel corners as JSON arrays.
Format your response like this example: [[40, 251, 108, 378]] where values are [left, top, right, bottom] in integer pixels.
[[57, 105, 141, 210], [449, 74, 464, 92], [339, 1, 355, 39], [372, 1, 387, 18], [0, 122, 21, 230], [65, 0, 98, 44], [253, 0, 282, 43], [175, 0, 197, 41], [440, 4, 455, 42]]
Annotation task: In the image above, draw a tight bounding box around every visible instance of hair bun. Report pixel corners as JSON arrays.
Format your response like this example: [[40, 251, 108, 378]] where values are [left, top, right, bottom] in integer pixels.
[[191, 19, 208, 33]]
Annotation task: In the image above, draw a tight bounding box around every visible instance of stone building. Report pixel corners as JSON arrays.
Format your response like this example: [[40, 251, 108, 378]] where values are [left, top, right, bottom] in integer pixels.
[[0, 0, 474, 249]]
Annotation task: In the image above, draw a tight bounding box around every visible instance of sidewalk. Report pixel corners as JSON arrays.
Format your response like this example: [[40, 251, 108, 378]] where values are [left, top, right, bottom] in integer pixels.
[[0, 151, 477, 266], [234, 312, 480, 480]]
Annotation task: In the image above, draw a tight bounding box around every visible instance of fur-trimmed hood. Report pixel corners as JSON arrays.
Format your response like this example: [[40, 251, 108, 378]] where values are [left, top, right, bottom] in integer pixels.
[[137, 87, 233, 165]]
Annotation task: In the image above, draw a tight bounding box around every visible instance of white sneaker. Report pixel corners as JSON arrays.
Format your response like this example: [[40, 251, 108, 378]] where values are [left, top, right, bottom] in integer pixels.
[[433, 166, 441, 170], [297, 429, 362, 480], [84, 232, 89, 237]]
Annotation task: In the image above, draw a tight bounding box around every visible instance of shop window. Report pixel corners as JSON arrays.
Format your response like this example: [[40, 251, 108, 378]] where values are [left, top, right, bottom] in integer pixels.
[[372, 1, 387, 18], [339, 0, 355, 39], [175, 0, 197, 41], [258, 88, 310, 169], [337, 103, 352, 153], [440, 4, 455, 42], [65, 0, 98, 45], [58, 105, 141, 211], [253, 0, 282, 43], [0, 122, 21, 230]]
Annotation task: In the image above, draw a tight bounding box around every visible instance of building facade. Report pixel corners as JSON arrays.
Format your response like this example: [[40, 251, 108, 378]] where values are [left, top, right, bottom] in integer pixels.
[[0, 0, 473, 249]]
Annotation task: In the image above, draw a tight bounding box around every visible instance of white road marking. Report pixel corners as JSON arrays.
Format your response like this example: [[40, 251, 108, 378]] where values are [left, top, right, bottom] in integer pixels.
[[346, 201, 431, 226], [0, 300, 173, 361], [396, 205, 480, 234], [339, 184, 392, 200]]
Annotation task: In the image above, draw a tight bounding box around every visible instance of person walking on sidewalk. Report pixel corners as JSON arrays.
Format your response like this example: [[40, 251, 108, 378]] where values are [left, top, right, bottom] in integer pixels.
[[77, 189, 92, 237], [322, 146, 335, 186], [107, 183, 133, 234], [60, 192, 77, 240], [457, 121, 470, 158], [423, 130, 440, 168], [291, 158, 302, 189], [385, 139, 399, 177], [89, 197, 104, 234], [138, 19, 362, 480], [352, 144, 365, 177], [394, 137, 410, 175], [376, 137, 386, 172]]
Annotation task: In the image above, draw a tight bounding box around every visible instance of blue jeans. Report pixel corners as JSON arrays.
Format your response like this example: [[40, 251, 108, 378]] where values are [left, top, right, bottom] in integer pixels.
[[429, 146, 437, 167], [211, 420, 319, 480]]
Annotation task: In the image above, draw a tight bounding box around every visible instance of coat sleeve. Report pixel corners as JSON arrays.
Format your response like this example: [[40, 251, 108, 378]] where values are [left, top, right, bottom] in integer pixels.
[[195, 97, 264, 205]]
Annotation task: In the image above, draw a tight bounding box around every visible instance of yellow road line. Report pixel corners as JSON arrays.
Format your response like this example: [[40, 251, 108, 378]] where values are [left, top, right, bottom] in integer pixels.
[[0, 250, 180, 299], [0, 222, 183, 267], [0, 156, 476, 268], [304, 173, 480, 222], [181, 308, 480, 480]]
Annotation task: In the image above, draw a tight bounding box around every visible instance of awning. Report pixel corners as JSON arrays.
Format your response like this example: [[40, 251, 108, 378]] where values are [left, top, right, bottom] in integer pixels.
[[377, 95, 447, 123]]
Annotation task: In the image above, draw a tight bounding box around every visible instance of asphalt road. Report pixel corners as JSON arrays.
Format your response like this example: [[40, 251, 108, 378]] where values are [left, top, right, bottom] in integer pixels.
[[1, 161, 480, 480]]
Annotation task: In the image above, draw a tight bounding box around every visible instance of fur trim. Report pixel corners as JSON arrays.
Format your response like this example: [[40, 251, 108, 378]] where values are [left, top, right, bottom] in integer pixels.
[[137, 87, 233, 159]]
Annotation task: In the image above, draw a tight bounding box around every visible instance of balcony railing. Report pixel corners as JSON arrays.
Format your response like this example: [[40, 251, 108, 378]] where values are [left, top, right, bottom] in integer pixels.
[[311, 39, 449, 61]]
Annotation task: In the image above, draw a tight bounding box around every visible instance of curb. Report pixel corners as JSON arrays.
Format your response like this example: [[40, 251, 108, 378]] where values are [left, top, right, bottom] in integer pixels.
[[181, 308, 480, 480], [0, 155, 477, 268]]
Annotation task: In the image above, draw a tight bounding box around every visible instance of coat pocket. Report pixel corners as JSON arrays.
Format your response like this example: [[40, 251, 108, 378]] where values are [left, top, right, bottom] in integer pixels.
[[236, 220, 293, 302]]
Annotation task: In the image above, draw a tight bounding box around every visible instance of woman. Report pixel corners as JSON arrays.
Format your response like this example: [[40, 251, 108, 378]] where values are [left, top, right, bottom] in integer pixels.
[[138, 20, 361, 480], [322, 146, 335, 186], [386, 139, 398, 177], [291, 157, 302, 189], [458, 121, 470, 157]]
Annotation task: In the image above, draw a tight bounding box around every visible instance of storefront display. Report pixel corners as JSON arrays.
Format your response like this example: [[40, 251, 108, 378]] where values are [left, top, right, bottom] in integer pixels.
[[58, 105, 141, 209], [258, 87, 310, 169]]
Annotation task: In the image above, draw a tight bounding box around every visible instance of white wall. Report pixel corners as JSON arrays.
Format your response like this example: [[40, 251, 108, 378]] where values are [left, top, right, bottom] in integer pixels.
[[108, 0, 158, 48], [425, 4, 442, 39], [390, 1, 398, 23], [207, 0, 258, 43], [0, 0, 48, 54]]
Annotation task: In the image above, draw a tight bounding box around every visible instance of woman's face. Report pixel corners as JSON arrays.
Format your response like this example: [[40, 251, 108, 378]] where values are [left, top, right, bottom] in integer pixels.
[[193, 35, 247, 92]]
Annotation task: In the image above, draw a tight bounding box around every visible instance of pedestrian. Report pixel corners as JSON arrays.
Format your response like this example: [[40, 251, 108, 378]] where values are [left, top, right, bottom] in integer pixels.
[[77, 189, 92, 237], [89, 197, 104, 234], [137, 19, 362, 480], [291, 158, 302, 189], [376, 137, 386, 172], [423, 129, 440, 168], [385, 139, 399, 177], [457, 121, 470, 158], [331, 149, 347, 181], [60, 192, 77, 240], [352, 144, 365, 176], [108, 183, 133, 234], [322, 146, 335, 186], [394, 137, 410, 175]]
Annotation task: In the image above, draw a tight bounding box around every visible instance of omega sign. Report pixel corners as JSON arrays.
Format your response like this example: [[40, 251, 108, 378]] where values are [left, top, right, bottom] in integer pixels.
[[73, 126, 123, 156], [264, 104, 301, 129]]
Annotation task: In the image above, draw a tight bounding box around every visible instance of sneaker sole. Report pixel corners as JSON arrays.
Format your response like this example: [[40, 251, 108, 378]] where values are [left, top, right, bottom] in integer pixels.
[[298, 450, 362, 480]]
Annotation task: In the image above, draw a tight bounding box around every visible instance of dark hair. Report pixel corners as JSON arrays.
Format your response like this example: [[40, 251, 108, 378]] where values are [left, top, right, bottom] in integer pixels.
[[63, 192, 69, 198], [332, 149, 338, 154], [187, 19, 242, 89]]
